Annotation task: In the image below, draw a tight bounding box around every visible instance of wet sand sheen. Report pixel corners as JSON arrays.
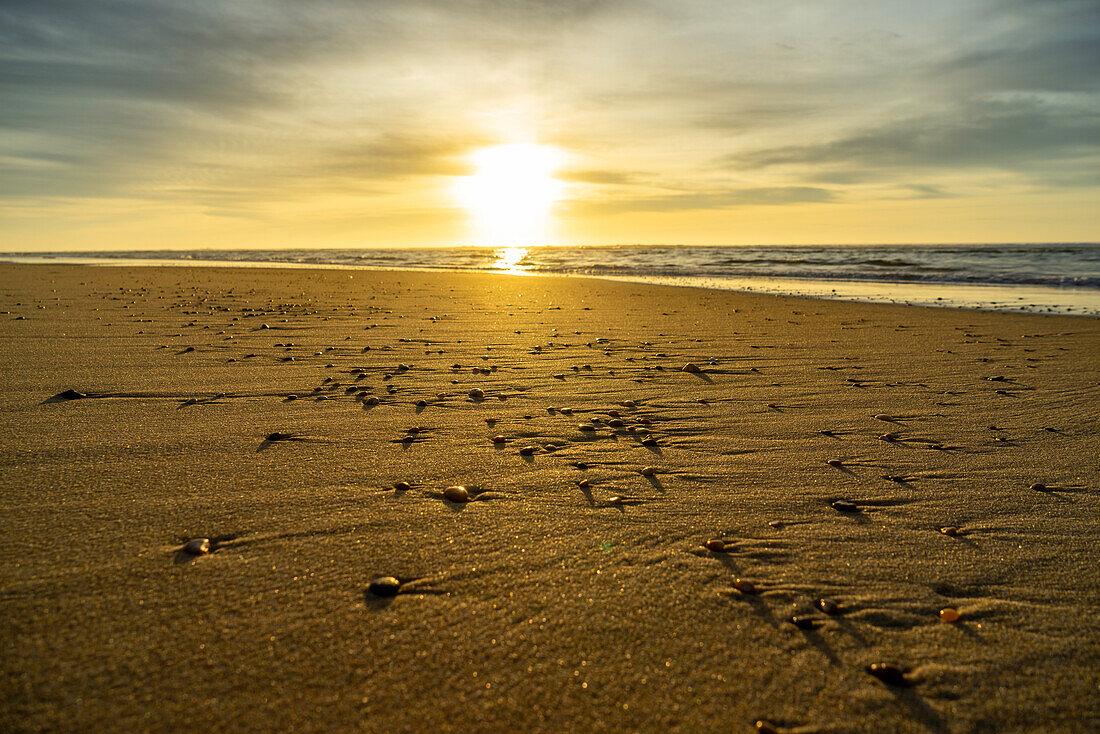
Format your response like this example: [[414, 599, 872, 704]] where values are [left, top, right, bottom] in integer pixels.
[[1, 264, 1098, 732]]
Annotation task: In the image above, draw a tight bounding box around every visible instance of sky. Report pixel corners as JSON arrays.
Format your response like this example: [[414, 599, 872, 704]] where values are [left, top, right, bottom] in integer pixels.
[[1, 0, 1098, 250]]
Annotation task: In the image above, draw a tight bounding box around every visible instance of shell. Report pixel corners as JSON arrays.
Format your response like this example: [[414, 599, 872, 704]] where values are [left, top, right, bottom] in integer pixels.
[[733, 578, 757, 594], [866, 663, 907, 686], [183, 538, 210, 555], [368, 576, 401, 598]]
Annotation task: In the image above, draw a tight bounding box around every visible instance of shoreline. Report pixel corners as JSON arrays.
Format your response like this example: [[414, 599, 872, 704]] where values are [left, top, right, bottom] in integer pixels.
[[2, 264, 1098, 732], [2, 256, 1098, 318]]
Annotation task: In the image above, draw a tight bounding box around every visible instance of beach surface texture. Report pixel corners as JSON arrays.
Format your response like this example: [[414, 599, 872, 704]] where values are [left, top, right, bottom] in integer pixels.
[[2, 264, 1098, 733]]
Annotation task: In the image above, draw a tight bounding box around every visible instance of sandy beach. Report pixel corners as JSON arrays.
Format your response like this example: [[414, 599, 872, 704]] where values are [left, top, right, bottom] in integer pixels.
[[1, 263, 1098, 733]]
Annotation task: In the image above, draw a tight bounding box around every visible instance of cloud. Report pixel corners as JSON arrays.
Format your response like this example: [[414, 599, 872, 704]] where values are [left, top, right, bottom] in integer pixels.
[[1, 0, 1098, 244], [557, 169, 644, 185], [728, 97, 1100, 184], [569, 186, 835, 215]]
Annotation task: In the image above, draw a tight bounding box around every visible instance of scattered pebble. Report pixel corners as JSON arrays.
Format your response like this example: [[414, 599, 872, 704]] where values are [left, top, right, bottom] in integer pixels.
[[266, 432, 293, 441], [754, 721, 780, 734], [578, 424, 596, 432], [939, 608, 961, 623], [393, 481, 411, 491], [831, 500, 859, 513], [182, 538, 210, 556], [733, 578, 757, 594], [50, 389, 87, 401], [874, 414, 892, 421], [790, 616, 817, 630], [492, 435, 506, 444], [681, 363, 701, 373], [1030, 483, 1048, 491], [940, 526, 959, 536], [865, 663, 908, 686], [519, 445, 537, 456], [639, 466, 657, 477], [704, 539, 725, 552], [816, 598, 839, 615], [826, 459, 843, 467], [578, 479, 591, 488], [880, 433, 899, 441], [443, 486, 470, 503], [368, 576, 401, 598]]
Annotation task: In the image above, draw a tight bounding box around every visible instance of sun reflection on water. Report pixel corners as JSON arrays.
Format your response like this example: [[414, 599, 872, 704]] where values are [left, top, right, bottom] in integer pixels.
[[493, 247, 529, 273]]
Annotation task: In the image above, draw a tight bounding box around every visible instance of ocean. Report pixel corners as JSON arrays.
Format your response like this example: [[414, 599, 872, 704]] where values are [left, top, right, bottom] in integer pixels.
[[4, 243, 1099, 316]]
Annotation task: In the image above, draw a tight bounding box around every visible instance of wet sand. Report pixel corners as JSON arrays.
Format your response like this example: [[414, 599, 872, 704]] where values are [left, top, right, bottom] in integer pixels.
[[1, 263, 1098, 733]]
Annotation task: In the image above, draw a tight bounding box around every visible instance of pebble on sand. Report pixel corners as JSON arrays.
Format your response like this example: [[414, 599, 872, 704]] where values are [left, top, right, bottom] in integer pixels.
[[368, 576, 401, 598], [681, 363, 702, 373], [443, 486, 470, 503], [183, 538, 210, 555], [1030, 483, 1047, 491], [874, 414, 892, 421], [940, 526, 960, 536], [826, 459, 844, 467], [492, 435, 506, 444], [469, 388, 485, 400], [578, 424, 596, 431], [639, 466, 657, 477], [704, 539, 725, 552], [733, 578, 757, 594], [880, 432, 899, 441], [363, 396, 380, 406], [393, 481, 411, 491], [266, 432, 293, 441], [52, 389, 87, 401], [939, 608, 961, 623], [831, 500, 859, 513], [790, 616, 818, 630], [519, 445, 537, 456], [816, 598, 840, 615], [754, 721, 780, 734], [866, 663, 908, 686]]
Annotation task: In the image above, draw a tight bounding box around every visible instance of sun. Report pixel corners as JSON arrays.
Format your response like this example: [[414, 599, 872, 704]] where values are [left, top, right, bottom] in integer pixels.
[[453, 143, 565, 246]]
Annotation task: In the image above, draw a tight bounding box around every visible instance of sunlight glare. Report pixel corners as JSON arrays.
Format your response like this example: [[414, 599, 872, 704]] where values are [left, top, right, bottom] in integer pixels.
[[454, 143, 564, 246], [492, 246, 529, 273]]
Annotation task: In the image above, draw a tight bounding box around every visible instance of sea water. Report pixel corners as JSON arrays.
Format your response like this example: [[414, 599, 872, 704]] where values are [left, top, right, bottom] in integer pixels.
[[5, 243, 1098, 316]]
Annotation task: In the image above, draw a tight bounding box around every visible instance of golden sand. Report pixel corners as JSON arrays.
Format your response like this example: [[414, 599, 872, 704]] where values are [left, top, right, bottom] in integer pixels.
[[1, 264, 1098, 731]]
